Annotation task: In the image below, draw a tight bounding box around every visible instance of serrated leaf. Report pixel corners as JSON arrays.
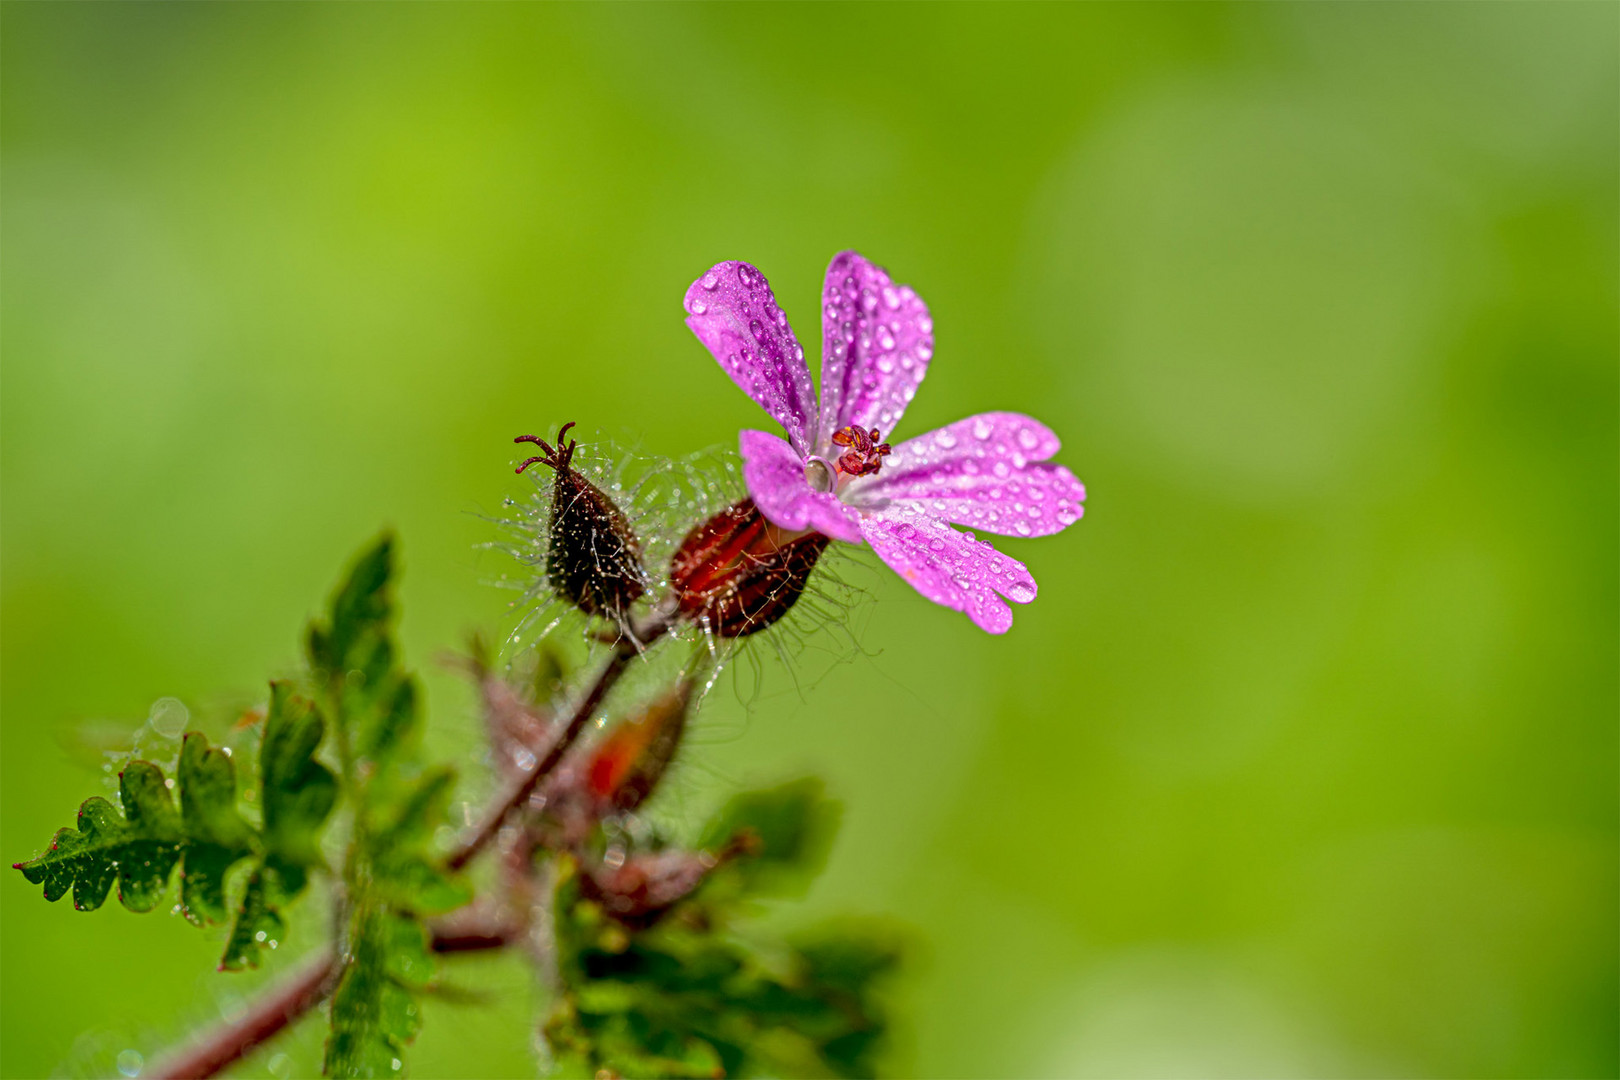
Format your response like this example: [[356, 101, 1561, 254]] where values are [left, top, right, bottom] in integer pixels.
[[261, 681, 337, 867], [177, 732, 256, 925], [325, 905, 432, 1079], [369, 768, 468, 915], [219, 861, 287, 971], [357, 677, 418, 763], [13, 762, 185, 913], [310, 535, 395, 678]]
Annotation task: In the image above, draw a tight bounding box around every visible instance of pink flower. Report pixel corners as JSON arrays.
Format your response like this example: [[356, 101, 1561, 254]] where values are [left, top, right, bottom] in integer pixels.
[[684, 252, 1086, 634]]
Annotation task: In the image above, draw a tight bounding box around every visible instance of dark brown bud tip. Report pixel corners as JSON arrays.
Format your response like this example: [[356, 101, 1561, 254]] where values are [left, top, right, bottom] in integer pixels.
[[515, 423, 648, 621], [668, 498, 828, 638]]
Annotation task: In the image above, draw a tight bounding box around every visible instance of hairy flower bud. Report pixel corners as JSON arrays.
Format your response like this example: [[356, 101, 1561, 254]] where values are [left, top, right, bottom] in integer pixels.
[[667, 498, 828, 638], [515, 423, 647, 623], [585, 679, 692, 814]]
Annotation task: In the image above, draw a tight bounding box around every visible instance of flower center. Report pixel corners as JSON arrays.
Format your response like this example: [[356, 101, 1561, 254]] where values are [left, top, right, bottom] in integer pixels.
[[829, 425, 891, 479]]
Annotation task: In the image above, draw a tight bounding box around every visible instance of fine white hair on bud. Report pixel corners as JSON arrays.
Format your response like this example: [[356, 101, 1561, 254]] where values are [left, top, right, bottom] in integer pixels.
[[487, 426, 873, 719]]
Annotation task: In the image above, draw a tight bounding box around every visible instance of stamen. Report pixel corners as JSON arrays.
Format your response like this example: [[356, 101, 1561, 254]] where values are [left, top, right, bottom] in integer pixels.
[[829, 425, 892, 478]]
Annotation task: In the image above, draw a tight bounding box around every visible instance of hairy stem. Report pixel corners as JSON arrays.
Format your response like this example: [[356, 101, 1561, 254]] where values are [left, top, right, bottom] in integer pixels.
[[149, 947, 337, 1080], [446, 613, 669, 871], [149, 917, 519, 1080]]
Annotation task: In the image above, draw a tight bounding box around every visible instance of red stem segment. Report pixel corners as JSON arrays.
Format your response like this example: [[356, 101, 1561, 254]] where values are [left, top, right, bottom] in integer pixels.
[[446, 614, 668, 871], [149, 947, 337, 1080], [149, 915, 521, 1080]]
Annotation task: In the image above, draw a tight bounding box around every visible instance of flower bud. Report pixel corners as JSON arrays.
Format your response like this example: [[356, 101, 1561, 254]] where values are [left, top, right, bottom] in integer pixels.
[[667, 498, 828, 638], [515, 423, 647, 622], [585, 679, 692, 814]]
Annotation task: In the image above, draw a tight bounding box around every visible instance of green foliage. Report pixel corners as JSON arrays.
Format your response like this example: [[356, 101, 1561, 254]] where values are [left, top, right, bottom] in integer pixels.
[[222, 682, 340, 971], [326, 905, 434, 1079], [13, 761, 185, 913], [700, 777, 842, 899], [177, 732, 256, 925], [313, 536, 464, 1077], [260, 682, 339, 871], [11, 534, 894, 1079], [548, 780, 899, 1079]]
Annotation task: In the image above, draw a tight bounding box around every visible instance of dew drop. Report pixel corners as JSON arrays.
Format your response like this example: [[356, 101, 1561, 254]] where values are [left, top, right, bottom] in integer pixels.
[[876, 355, 895, 374], [1056, 503, 1081, 525], [973, 417, 994, 440], [1015, 520, 1032, 536], [737, 265, 756, 286], [1017, 427, 1040, 450], [116, 1050, 143, 1078], [917, 340, 934, 361], [1006, 579, 1035, 602], [993, 461, 1011, 478], [689, 299, 707, 315], [149, 697, 189, 738], [701, 271, 719, 290], [877, 327, 896, 350], [936, 429, 958, 449]]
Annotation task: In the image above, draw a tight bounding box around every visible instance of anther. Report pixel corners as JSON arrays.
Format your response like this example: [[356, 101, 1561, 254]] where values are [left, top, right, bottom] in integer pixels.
[[829, 425, 892, 478]]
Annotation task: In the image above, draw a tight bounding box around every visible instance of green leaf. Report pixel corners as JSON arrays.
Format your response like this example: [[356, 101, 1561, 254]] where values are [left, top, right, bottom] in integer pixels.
[[219, 861, 286, 971], [309, 535, 395, 679], [370, 768, 469, 915], [261, 681, 338, 867], [699, 777, 842, 898], [177, 732, 256, 925], [356, 675, 419, 765], [13, 762, 185, 913], [325, 905, 432, 1079]]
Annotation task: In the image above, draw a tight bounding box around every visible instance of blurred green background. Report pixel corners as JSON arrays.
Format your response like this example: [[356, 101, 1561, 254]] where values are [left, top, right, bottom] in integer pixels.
[[3, 4, 1615, 1077]]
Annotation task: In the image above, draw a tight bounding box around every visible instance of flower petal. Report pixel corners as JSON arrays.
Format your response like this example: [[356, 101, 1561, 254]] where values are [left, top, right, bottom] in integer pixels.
[[859, 503, 1037, 634], [817, 251, 934, 449], [685, 261, 819, 455], [847, 412, 1086, 538], [738, 430, 864, 543]]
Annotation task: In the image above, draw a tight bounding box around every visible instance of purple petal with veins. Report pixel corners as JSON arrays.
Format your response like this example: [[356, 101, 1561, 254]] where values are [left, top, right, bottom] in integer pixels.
[[858, 503, 1037, 635], [685, 261, 818, 455], [846, 412, 1086, 538], [817, 251, 934, 446], [738, 429, 865, 543]]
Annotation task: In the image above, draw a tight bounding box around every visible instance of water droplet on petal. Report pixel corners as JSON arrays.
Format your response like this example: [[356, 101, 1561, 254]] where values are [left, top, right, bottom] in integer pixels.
[[701, 271, 719, 290], [689, 299, 707, 315], [1018, 427, 1040, 450], [936, 430, 958, 450], [737, 265, 756, 286], [1015, 520, 1032, 536], [973, 417, 994, 440], [1007, 579, 1035, 602], [749, 318, 765, 340]]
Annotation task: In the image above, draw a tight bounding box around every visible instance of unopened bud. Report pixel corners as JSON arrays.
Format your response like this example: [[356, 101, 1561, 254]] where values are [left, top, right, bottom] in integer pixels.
[[585, 679, 693, 813], [515, 423, 647, 622], [668, 498, 828, 638]]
